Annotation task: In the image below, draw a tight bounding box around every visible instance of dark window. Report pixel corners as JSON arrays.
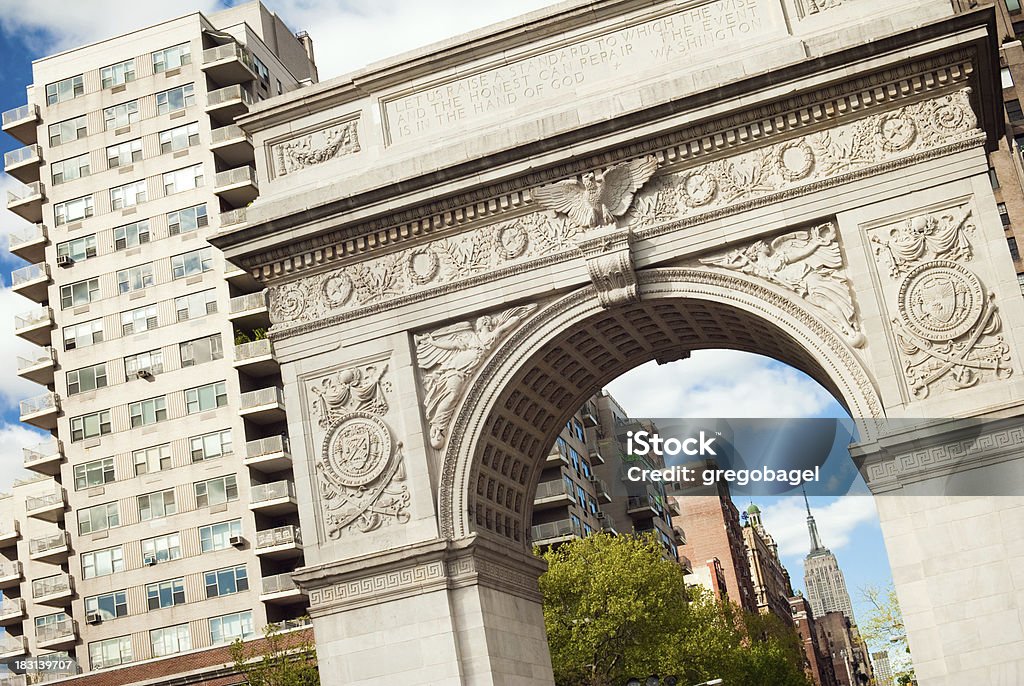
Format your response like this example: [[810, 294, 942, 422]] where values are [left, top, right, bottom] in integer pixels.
[[999, 203, 1012, 226], [1006, 99, 1024, 122], [1009, 237, 1021, 262], [990, 167, 1001, 189]]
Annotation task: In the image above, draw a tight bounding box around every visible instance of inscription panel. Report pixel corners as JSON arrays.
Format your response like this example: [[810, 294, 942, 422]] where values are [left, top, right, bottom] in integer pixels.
[[382, 0, 786, 142]]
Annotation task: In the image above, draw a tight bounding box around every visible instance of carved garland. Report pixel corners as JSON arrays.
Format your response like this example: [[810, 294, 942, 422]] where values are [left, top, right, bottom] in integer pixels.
[[272, 119, 361, 177]]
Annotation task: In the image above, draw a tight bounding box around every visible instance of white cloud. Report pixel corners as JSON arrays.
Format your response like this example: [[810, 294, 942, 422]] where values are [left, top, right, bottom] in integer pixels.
[[0, 422, 45, 491], [605, 351, 838, 419], [759, 495, 880, 559]]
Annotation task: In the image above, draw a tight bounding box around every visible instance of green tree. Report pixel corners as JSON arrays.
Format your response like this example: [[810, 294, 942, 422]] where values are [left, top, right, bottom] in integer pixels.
[[860, 583, 914, 683], [230, 620, 319, 686], [538, 532, 811, 686]]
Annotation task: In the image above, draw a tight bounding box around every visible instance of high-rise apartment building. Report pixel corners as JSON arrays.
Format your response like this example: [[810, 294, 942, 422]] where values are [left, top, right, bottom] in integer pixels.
[[802, 493, 855, 623], [872, 650, 896, 686], [3, 3, 316, 680], [742, 503, 795, 626]]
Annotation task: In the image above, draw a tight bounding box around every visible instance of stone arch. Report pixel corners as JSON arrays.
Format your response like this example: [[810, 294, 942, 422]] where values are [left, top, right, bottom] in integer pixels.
[[439, 267, 885, 543]]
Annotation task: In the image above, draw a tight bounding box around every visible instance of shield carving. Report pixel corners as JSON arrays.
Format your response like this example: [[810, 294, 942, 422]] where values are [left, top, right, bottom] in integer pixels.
[[915, 274, 956, 325]]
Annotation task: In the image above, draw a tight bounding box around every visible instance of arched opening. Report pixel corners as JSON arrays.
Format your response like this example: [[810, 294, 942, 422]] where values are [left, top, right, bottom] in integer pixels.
[[439, 268, 884, 545]]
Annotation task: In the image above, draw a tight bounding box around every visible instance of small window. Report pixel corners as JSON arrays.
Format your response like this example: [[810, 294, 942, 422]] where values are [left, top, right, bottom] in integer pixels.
[[159, 122, 200, 153], [54, 195, 94, 225], [101, 59, 135, 89], [199, 520, 242, 553], [1009, 236, 1021, 262], [1009, 0, 1022, 13], [152, 43, 191, 73], [121, 304, 158, 335], [133, 444, 171, 476], [67, 362, 108, 395], [46, 74, 84, 104], [171, 246, 214, 279], [59, 278, 99, 309], [204, 565, 248, 598], [999, 202, 1012, 226], [990, 166, 1000, 190], [106, 139, 142, 168], [56, 234, 97, 263], [209, 611, 254, 645], [156, 83, 195, 115], [195, 475, 238, 508], [110, 179, 147, 210], [51, 153, 91, 185], [163, 163, 204, 195], [185, 381, 228, 414], [138, 489, 176, 521], [150, 624, 190, 657], [175, 289, 218, 321], [141, 533, 182, 563], [167, 204, 208, 235], [125, 349, 164, 376], [129, 396, 167, 428], [113, 220, 150, 250], [116, 263, 154, 294], [48, 116, 87, 146], [74, 457, 115, 490], [85, 590, 127, 620], [1007, 99, 1024, 123], [81, 546, 124, 580], [103, 100, 139, 129], [70, 409, 111, 442], [64, 319, 103, 351], [180, 334, 223, 367], [190, 429, 232, 462], [89, 636, 132, 670], [78, 501, 120, 535]]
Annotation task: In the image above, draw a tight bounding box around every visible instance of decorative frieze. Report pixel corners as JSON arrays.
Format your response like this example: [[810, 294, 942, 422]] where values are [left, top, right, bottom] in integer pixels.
[[271, 118, 360, 177]]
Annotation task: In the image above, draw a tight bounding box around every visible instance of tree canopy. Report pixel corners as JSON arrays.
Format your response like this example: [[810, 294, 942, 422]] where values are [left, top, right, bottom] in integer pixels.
[[230, 620, 320, 686]]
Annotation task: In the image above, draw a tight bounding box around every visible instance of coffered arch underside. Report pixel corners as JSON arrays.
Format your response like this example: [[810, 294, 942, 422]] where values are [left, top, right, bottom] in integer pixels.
[[439, 268, 884, 545]]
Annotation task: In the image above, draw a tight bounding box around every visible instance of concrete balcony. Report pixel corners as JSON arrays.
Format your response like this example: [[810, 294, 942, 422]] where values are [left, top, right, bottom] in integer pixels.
[[0, 597, 25, 626], [244, 435, 291, 473], [23, 438, 64, 476], [233, 338, 277, 377], [228, 290, 268, 328], [677, 554, 693, 575], [533, 479, 575, 510], [32, 574, 73, 606], [11, 262, 51, 303], [8, 223, 47, 263], [201, 42, 256, 86], [0, 673, 27, 686], [210, 124, 254, 167], [14, 306, 54, 345], [255, 525, 302, 559], [672, 524, 687, 546], [4, 144, 41, 184], [531, 519, 579, 546], [626, 494, 661, 518], [213, 166, 258, 207], [239, 387, 286, 424], [581, 400, 599, 428], [204, 84, 254, 124], [259, 572, 306, 604], [25, 488, 65, 522], [589, 476, 613, 504], [2, 103, 38, 144], [249, 480, 297, 515], [668, 498, 682, 516], [588, 448, 605, 465], [0, 633, 27, 660], [29, 530, 70, 563], [20, 391, 59, 430], [224, 263, 260, 290], [220, 207, 248, 228], [17, 346, 55, 386], [7, 181, 44, 223], [0, 561, 22, 589], [36, 617, 77, 650], [545, 444, 570, 467], [0, 520, 20, 548]]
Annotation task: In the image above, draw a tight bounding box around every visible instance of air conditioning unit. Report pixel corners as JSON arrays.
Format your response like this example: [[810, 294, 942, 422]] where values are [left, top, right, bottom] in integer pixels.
[[86, 613, 102, 625], [143, 554, 158, 566], [229, 535, 245, 548], [135, 369, 153, 380], [56, 255, 74, 268]]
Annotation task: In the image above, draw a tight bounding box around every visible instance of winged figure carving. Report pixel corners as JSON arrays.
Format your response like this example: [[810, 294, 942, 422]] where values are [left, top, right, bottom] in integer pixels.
[[532, 155, 660, 228]]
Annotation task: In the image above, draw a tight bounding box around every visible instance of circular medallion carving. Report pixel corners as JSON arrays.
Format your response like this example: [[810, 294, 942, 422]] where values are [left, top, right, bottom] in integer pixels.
[[273, 284, 306, 321], [496, 222, 528, 260], [898, 260, 985, 342], [877, 113, 917, 152], [776, 139, 815, 180], [681, 172, 717, 207], [321, 412, 393, 487], [929, 100, 968, 136], [323, 273, 354, 307], [407, 247, 441, 285]]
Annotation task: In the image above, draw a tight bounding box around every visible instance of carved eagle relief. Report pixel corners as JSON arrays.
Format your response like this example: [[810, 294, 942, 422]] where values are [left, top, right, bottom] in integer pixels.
[[532, 155, 660, 228]]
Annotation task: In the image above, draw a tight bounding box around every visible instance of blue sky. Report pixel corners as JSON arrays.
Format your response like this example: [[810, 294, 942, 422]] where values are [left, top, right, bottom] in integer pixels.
[[0, 0, 894, 651]]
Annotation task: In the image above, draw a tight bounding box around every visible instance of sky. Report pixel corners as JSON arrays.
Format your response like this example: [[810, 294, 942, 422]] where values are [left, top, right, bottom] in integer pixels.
[[0, 0, 893, 648]]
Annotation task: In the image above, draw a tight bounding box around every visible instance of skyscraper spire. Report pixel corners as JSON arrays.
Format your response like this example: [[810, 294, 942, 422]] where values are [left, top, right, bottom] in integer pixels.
[[804, 488, 825, 553]]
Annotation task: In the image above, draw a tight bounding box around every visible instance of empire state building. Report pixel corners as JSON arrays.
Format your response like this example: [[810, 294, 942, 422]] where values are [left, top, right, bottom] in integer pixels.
[[803, 491, 855, 622]]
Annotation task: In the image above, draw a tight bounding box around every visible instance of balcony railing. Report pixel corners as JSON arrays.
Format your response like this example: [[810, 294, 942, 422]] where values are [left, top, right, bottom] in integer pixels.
[[11, 262, 49, 286], [256, 525, 301, 549], [30, 531, 68, 555], [2, 104, 35, 126], [240, 387, 285, 410], [215, 166, 257, 188], [8, 224, 46, 250], [202, 42, 254, 68], [211, 124, 250, 145], [261, 573, 298, 595], [5, 145, 40, 167], [245, 435, 290, 459], [7, 181, 43, 202], [236, 338, 272, 360], [531, 519, 578, 542], [0, 634, 26, 655], [20, 392, 58, 417], [25, 490, 63, 512], [534, 479, 572, 501], [251, 480, 296, 504], [15, 307, 52, 331], [23, 438, 61, 465], [207, 84, 254, 108], [220, 207, 248, 227], [32, 574, 72, 598], [35, 618, 76, 642], [0, 597, 23, 616], [17, 347, 54, 372], [229, 291, 266, 314], [626, 494, 661, 514], [0, 561, 21, 578]]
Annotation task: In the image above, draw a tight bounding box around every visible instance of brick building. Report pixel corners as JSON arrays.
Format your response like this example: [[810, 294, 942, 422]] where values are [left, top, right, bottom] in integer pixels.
[[790, 594, 840, 686]]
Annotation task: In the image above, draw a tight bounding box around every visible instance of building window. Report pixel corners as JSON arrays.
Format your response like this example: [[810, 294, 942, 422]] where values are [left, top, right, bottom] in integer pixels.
[[113, 220, 150, 250], [66, 362, 108, 395], [48, 115, 87, 146], [999, 202, 1012, 226], [45, 74, 84, 104], [103, 100, 140, 129], [138, 488, 176, 521], [74, 457, 115, 490], [70, 409, 111, 442], [129, 396, 167, 428], [85, 590, 127, 620], [110, 179, 147, 209], [175, 289, 218, 321], [1003, 67, 1015, 90], [60, 277, 99, 309], [180, 334, 223, 367], [116, 262, 154, 294], [124, 349, 164, 376], [56, 234, 97, 263], [1010, 0, 1022, 13], [121, 304, 158, 335], [142, 533, 182, 564], [54, 195, 94, 225], [63, 319, 103, 351], [1007, 99, 1024, 122], [152, 43, 191, 72], [89, 636, 132, 670], [145, 579, 186, 611], [133, 444, 171, 476], [1010, 237, 1021, 262], [172, 246, 214, 279], [205, 565, 248, 598], [990, 166, 1000, 189], [78, 501, 120, 535], [106, 139, 142, 168], [209, 611, 254, 645], [101, 59, 135, 89], [159, 122, 200, 153], [1018, 272, 1024, 293], [82, 546, 124, 580], [163, 163, 204, 195], [51, 153, 91, 185], [186, 381, 228, 414], [191, 429, 232, 462], [167, 204, 208, 235], [156, 83, 195, 115], [199, 519, 242, 553], [195, 474, 237, 508], [151, 624, 191, 657]]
